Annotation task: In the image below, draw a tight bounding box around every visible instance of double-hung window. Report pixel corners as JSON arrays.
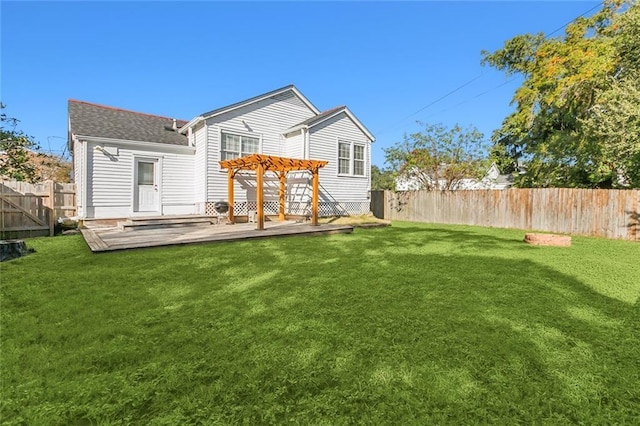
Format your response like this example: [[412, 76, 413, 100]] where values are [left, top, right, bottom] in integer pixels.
[[221, 132, 260, 160], [338, 140, 366, 176]]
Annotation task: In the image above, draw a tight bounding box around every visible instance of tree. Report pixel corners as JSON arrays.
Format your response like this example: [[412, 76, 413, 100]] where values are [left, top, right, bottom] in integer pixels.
[[0, 103, 39, 182], [371, 165, 395, 190], [384, 122, 488, 191], [482, 0, 640, 188]]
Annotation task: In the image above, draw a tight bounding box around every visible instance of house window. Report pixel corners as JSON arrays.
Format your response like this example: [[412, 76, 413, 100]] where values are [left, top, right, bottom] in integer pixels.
[[338, 141, 366, 176], [221, 132, 260, 160], [338, 142, 351, 174], [353, 144, 365, 176]]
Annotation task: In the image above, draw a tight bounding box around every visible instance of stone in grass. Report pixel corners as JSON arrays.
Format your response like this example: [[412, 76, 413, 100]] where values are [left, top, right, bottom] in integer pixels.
[[524, 233, 572, 247], [0, 240, 35, 262]]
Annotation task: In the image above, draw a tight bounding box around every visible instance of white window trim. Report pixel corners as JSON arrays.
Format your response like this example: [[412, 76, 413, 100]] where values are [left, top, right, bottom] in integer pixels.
[[218, 127, 263, 162], [337, 139, 367, 178]]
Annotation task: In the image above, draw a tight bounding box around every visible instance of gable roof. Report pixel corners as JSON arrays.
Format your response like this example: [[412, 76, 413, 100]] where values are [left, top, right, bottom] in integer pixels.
[[285, 106, 375, 142], [179, 85, 320, 133], [68, 100, 188, 146]]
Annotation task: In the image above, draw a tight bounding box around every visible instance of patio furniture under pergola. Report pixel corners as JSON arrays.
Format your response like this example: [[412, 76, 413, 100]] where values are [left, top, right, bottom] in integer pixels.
[[219, 154, 328, 230]]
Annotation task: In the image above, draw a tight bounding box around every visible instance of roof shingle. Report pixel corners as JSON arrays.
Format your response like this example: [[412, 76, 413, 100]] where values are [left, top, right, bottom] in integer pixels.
[[68, 100, 188, 146]]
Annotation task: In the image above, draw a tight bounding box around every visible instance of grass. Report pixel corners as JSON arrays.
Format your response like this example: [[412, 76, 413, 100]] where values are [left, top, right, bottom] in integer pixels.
[[1, 222, 639, 424]]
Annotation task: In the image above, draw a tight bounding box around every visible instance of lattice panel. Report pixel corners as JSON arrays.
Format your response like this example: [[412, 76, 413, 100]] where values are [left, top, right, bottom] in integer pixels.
[[206, 201, 370, 217], [204, 203, 217, 216], [286, 202, 310, 215], [318, 202, 370, 217]]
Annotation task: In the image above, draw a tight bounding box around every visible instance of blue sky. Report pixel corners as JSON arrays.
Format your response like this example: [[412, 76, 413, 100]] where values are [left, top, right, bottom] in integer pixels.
[[1, 1, 599, 167]]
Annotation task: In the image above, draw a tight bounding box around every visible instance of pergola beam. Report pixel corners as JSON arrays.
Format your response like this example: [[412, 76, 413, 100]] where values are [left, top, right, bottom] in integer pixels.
[[219, 154, 328, 230]]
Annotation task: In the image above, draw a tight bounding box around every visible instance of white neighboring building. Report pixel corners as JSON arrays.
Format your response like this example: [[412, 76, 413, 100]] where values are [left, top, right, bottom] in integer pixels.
[[68, 85, 374, 220], [395, 163, 513, 191]]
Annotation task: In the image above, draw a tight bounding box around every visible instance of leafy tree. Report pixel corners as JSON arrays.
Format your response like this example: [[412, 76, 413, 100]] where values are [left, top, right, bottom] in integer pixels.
[[33, 152, 72, 183], [0, 103, 39, 182], [488, 143, 518, 175], [384, 122, 488, 191], [371, 165, 395, 190], [482, 0, 640, 188]]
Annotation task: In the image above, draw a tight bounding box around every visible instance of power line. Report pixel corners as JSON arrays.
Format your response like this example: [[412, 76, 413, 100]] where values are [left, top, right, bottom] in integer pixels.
[[374, 1, 605, 137], [422, 77, 518, 122], [545, 1, 603, 38], [379, 72, 485, 135]]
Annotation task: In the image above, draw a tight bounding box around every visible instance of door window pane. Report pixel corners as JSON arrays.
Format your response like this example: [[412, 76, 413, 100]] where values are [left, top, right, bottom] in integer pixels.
[[138, 162, 154, 185]]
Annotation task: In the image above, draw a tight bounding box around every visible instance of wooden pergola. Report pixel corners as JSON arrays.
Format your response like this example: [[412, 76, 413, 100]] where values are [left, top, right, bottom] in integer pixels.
[[219, 154, 328, 230]]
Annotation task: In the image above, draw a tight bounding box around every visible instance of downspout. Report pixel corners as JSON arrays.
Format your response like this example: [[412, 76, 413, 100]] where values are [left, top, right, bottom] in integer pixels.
[[303, 127, 310, 160], [203, 123, 209, 213]]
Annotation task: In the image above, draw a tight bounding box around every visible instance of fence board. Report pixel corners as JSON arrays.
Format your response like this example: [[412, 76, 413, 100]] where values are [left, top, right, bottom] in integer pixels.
[[1, 180, 76, 239], [372, 188, 640, 241]]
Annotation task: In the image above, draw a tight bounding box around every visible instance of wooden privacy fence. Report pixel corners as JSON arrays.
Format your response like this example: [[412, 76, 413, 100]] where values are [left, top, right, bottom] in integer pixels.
[[1, 180, 76, 239], [371, 188, 640, 241]]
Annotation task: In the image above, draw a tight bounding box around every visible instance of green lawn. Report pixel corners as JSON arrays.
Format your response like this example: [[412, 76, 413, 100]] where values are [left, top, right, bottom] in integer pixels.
[[2, 222, 639, 424]]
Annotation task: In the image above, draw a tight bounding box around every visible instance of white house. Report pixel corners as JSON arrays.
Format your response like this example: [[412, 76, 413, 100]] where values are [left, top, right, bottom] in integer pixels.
[[395, 163, 513, 191], [68, 85, 375, 220]]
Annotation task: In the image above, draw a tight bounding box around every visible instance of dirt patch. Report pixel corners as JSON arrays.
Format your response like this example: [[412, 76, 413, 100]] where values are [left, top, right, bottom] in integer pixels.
[[524, 233, 572, 247], [319, 214, 391, 227]]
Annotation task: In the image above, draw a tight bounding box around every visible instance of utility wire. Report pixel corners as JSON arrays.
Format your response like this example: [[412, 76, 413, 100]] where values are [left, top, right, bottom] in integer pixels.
[[374, 1, 605, 137], [545, 1, 604, 37]]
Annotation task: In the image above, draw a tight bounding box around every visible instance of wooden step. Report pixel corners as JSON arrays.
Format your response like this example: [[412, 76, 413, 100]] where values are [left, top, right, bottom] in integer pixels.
[[118, 216, 217, 231]]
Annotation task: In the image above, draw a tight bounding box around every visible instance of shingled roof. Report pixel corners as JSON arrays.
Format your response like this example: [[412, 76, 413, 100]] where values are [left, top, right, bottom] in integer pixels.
[[68, 100, 188, 146]]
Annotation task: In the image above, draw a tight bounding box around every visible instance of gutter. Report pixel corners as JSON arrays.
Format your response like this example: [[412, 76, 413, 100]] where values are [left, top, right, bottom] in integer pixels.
[[76, 135, 196, 154]]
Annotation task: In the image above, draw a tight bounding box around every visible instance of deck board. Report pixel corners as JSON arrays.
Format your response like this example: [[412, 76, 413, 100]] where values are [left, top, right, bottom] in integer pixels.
[[81, 221, 353, 252]]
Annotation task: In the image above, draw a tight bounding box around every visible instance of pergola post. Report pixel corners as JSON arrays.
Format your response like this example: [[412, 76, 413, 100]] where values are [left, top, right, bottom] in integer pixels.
[[227, 169, 235, 223], [278, 171, 286, 221], [311, 168, 319, 226], [256, 163, 264, 230], [219, 154, 327, 231]]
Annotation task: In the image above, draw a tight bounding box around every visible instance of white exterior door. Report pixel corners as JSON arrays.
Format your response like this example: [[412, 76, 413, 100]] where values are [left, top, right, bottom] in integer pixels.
[[135, 159, 159, 213]]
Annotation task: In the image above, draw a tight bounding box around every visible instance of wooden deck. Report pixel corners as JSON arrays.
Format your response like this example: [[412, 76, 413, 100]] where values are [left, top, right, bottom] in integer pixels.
[[81, 220, 354, 252]]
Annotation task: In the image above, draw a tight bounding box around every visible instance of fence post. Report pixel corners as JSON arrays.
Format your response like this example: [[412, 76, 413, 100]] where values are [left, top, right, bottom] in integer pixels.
[[1, 181, 4, 239], [48, 180, 55, 236]]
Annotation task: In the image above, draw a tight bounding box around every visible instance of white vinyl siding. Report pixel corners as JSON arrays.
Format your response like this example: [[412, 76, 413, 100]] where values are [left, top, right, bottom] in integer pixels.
[[284, 130, 304, 158], [161, 153, 195, 214], [72, 140, 84, 215], [309, 112, 371, 203], [193, 124, 208, 209], [82, 140, 195, 218], [205, 91, 316, 202]]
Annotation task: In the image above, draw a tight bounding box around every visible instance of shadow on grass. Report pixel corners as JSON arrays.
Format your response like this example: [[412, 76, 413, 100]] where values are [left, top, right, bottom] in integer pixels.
[[158, 230, 638, 423], [2, 231, 639, 424], [351, 223, 529, 251]]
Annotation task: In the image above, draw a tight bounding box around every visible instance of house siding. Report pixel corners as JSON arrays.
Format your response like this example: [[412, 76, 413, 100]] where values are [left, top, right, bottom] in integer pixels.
[[161, 153, 195, 215], [73, 140, 84, 216], [309, 113, 371, 210], [284, 130, 304, 159], [193, 124, 208, 213], [82, 140, 195, 218], [205, 91, 316, 203]]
